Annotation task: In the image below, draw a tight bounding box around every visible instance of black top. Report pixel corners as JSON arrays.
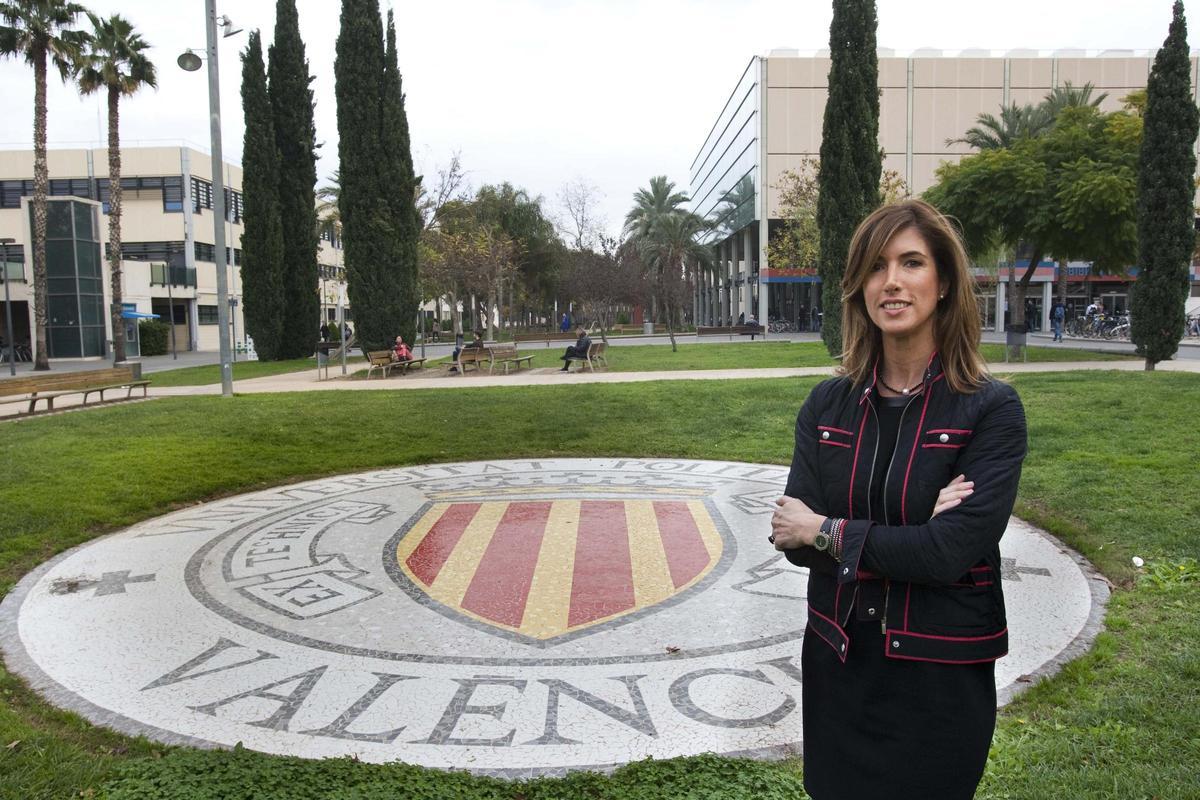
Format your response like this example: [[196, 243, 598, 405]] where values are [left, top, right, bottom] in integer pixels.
[[869, 394, 916, 521]]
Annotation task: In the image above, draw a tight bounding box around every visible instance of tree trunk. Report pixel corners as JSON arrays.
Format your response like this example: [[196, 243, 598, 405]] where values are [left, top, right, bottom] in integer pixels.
[[667, 304, 677, 352], [1008, 246, 1042, 360], [486, 286, 495, 339], [1144, 358, 1155, 371], [1056, 258, 1068, 304], [108, 87, 126, 364], [31, 48, 50, 371]]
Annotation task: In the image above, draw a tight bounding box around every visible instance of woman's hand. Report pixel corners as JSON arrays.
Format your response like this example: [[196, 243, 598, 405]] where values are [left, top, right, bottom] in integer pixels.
[[771, 496, 825, 550], [931, 474, 974, 518]]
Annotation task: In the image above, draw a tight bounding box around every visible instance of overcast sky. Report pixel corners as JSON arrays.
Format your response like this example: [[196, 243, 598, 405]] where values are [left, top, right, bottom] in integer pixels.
[[0, 0, 1185, 238]]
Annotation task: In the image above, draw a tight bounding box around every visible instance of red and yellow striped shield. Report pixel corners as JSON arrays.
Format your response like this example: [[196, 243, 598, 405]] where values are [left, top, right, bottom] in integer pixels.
[[395, 499, 724, 641]]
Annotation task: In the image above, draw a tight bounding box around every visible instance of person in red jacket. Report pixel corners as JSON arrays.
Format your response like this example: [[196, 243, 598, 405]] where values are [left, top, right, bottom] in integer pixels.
[[770, 199, 1027, 799], [392, 335, 413, 362]]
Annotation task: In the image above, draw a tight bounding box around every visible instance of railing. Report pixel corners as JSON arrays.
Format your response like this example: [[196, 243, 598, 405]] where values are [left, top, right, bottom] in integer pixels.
[[150, 262, 197, 288]]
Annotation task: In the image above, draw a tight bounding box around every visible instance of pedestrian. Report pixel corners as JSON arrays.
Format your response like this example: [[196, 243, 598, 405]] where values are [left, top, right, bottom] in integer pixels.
[[560, 312, 571, 333], [1051, 299, 1065, 341], [770, 199, 1027, 799], [559, 325, 592, 372]]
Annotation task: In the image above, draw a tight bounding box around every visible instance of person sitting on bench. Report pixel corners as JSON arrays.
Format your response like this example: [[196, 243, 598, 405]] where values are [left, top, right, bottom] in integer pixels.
[[449, 331, 483, 373], [393, 335, 413, 362], [559, 326, 591, 372]]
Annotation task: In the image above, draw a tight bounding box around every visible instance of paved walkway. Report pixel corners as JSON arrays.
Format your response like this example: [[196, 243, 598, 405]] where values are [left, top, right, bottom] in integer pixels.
[[3, 336, 1198, 419]]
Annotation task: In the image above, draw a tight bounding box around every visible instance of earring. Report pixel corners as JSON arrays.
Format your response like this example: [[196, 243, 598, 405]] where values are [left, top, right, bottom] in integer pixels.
[[939, 293, 944, 300]]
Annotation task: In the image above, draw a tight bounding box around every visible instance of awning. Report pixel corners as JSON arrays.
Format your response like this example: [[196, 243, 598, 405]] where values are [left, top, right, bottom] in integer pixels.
[[121, 310, 160, 319]]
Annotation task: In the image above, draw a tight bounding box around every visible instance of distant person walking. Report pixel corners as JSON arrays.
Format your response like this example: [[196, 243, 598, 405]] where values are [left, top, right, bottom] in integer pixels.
[[560, 312, 571, 333], [1051, 300, 1065, 341]]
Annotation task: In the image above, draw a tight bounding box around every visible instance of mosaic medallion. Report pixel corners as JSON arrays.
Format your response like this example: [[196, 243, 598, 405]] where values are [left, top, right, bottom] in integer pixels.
[[0, 459, 1106, 776]]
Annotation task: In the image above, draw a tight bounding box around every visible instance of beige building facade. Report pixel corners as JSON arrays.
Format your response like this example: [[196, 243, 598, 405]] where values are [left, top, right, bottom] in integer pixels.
[[691, 49, 1200, 331], [0, 145, 345, 361]]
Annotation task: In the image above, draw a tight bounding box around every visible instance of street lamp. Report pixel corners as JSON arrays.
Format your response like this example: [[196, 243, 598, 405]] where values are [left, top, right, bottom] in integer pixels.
[[178, 3, 242, 398], [1, 237, 15, 376]]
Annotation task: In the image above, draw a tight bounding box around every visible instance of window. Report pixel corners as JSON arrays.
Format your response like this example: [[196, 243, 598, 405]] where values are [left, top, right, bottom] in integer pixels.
[[198, 305, 219, 325], [194, 242, 215, 262], [49, 178, 94, 200], [114, 241, 187, 262], [163, 176, 184, 212], [191, 177, 213, 213], [224, 188, 244, 223], [0, 180, 34, 209]]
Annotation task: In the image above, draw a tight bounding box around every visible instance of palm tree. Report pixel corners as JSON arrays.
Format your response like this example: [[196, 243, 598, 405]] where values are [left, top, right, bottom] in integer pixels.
[[316, 171, 341, 243], [77, 12, 156, 365], [946, 102, 1050, 150], [638, 210, 712, 351], [623, 175, 690, 240], [0, 0, 88, 370], [1043, 81, 1108, 118]]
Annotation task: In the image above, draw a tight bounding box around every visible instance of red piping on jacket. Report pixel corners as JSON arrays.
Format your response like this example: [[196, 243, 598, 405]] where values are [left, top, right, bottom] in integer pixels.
[[807, 606, 849, 661], [926, 428, 972, 435], [899, 351, 938, 525], [890, 627, 1008, 642], [922, 443, 965, 449], [847, 403, 870, 519], [820, 440, 852, 449], [818, 425, 854, 436]]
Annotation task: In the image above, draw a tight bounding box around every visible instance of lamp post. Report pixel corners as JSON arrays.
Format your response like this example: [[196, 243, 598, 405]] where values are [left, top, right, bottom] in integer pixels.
[[1, 237, 15, 376], [178, 2, 242, 398]]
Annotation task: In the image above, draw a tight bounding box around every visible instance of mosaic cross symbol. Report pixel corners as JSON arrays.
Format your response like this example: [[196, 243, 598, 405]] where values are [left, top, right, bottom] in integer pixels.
[[1001, 557, 1051, 582], [68, 570, 157, 597]]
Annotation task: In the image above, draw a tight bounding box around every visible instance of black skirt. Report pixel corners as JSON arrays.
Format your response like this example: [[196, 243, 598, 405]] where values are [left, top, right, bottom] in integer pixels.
[[801, 617, 997, 799]]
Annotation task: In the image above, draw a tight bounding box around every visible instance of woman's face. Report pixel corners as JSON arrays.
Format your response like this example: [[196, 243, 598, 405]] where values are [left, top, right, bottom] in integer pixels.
[[862, 227, 947, 346]]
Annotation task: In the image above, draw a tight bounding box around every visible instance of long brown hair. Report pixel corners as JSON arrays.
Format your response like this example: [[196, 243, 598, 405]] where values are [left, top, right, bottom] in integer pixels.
[[838, 199, 987, 394]]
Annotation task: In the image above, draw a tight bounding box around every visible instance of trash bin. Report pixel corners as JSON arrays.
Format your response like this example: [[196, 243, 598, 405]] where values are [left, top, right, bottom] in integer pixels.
[[643, 321, 655, 335], [315, 341, 334, 379]]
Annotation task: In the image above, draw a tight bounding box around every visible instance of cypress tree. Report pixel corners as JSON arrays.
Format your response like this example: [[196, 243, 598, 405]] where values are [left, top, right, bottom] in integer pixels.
[[239, 30, 285, 361], [816, 0, 880, 355], [268, 0, 319, 358], [334, 0, 396, 352], [1131, 0, 1198, 369], [381, 10, 421, 344]]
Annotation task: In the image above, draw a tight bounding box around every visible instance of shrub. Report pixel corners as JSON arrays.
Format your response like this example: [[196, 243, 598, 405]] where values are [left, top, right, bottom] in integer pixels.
[[138, 320, 170, 356]]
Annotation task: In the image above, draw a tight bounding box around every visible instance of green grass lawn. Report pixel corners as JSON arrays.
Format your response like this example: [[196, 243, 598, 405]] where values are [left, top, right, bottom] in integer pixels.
[[146, 355, 363, 387], [0, 371, 1195, 799]]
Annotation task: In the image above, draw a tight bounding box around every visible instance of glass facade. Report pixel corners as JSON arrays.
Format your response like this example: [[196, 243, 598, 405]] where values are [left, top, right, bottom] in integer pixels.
[[38, 199, 105, 358], [690, 57, 759, 244]]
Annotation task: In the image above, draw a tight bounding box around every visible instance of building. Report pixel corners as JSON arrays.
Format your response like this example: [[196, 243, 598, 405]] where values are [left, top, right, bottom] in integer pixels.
[[0, 145, 345, 361], [690, 49, 1200, 332]]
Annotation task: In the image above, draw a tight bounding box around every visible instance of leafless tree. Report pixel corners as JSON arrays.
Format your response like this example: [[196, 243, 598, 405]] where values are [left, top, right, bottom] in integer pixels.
[[417, 151, 469, 231], [557, 177, 607, 252]]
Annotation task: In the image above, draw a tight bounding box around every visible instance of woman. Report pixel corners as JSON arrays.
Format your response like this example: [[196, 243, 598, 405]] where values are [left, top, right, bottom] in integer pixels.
[[392, 335, 413, 362], [770, 199, 1027, 799]]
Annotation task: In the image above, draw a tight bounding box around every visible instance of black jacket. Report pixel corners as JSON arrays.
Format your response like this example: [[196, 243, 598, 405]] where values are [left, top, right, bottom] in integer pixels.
[[784, 354, 1027, 664]]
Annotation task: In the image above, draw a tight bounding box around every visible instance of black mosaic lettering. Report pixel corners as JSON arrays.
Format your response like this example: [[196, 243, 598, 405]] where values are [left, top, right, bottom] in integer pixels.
[[300, 672, 417, 743], [141, 637, 278, 691], [526, 675, 656, 745], [669, 667, 796, 729], [188, 665, 328, 731]]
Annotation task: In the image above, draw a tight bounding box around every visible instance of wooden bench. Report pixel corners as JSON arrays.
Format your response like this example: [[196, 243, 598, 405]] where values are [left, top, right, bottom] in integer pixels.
[[0, 365, 150, 414], [488, 345, 534, 375], [734, 324, 764, 340], [696, 325, 764, 340], [566, 341, 608, 372], [455, 346, 491, 373], [365, 351, 397, 378], [365, 350, 428, 378]]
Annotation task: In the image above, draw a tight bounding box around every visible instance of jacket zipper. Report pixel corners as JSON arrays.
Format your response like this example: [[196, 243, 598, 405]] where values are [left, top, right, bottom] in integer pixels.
[[878, 391, 921, 634]]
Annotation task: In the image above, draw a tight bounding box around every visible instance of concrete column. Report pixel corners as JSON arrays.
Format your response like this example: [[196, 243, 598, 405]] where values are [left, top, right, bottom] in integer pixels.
[[1042, 280, 1052, 332], [725, 239, 735, 325], [742, 228, 754, 321], [995, 281, 1006, 331]]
